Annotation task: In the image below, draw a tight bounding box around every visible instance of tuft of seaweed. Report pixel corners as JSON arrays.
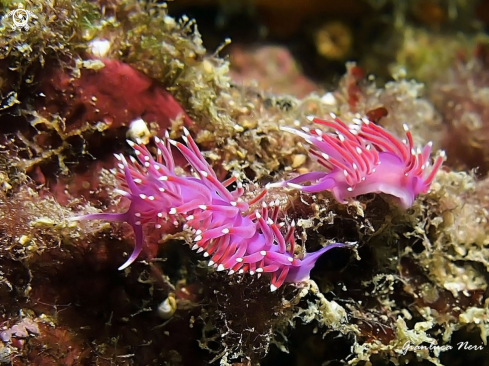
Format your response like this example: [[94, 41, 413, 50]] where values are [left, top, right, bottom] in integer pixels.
[[431, 41, 489, 176]]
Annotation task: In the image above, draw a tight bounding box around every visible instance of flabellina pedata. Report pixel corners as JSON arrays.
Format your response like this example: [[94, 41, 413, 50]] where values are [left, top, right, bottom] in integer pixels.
[[73, 128, 351, 291], [270, 115, 445, 209]]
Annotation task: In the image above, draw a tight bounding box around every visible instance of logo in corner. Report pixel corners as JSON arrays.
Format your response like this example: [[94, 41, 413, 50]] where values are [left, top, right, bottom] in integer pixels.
[[7, 3, 38, 31]]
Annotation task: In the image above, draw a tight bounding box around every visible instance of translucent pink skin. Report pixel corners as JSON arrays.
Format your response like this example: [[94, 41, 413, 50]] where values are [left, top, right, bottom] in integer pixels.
[[274, 117, 445, 209], [72, 128, 350, 291]]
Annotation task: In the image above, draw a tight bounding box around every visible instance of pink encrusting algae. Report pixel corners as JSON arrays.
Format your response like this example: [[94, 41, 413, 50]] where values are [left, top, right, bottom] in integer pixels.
[[271, 115, 445, 208], [73, 128, 350, 291]]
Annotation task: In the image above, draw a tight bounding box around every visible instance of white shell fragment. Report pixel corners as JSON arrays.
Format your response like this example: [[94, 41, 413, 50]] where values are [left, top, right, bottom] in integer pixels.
[[157, 294, 177, 320], [127, 118, 151, 145], [88, 38, 111, 58]]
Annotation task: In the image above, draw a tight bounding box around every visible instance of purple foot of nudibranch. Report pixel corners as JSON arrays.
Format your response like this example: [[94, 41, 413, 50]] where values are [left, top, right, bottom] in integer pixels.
[[285, 242, 355, 285]]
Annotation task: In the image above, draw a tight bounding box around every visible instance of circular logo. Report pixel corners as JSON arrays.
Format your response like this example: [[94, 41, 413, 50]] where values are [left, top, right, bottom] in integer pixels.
[[8, 4, 35, 31]]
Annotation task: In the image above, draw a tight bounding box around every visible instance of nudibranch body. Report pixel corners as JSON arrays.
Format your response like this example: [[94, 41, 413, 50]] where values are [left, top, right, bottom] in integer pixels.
[[73, 128, 350, 291], [271, 115, 445, 209]]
